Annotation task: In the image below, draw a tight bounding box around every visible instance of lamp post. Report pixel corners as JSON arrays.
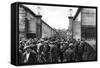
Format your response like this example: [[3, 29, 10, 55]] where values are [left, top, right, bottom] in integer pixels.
[[68, 9, 73, 39], [37, 6, 41, 15]]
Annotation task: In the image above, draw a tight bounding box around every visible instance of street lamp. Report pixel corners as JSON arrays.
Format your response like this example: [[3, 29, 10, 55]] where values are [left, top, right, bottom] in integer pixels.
[[37, 6, 41, 15], [69, 9, 73, 17], [68, 9, 73, 39]]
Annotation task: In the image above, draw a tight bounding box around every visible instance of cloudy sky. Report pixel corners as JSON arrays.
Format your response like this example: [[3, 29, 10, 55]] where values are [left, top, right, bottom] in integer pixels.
[[23, 4, 78, 29]]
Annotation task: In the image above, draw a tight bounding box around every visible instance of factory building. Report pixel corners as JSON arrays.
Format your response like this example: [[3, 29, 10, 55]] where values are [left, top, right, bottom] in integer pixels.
[[19, 4, 57, 40], [68, 7, 96, 50], [68, 7, 96, 40]]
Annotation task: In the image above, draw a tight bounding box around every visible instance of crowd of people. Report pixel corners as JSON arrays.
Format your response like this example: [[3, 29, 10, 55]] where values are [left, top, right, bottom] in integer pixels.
[[18, 37, 96, 64]]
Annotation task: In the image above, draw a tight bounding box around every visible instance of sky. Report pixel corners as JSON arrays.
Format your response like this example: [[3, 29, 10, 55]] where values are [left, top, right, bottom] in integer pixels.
[[23, 4, 78, 29]]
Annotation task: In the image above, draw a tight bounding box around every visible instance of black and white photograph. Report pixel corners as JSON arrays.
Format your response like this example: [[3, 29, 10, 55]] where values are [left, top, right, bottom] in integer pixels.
[[11, 2, 97, 66]]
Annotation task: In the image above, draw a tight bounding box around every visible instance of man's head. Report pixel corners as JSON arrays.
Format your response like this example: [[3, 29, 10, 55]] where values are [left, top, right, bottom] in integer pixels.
[[24, 46, 32, 53], [69, 43, 74, 49], [81, 38, 85, 41]]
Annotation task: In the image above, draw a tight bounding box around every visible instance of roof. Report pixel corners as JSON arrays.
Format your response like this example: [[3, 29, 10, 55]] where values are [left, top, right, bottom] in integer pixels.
[[73, 8, 82, 20], [19, 4, 36, 16], [41, 20, 58, 33]]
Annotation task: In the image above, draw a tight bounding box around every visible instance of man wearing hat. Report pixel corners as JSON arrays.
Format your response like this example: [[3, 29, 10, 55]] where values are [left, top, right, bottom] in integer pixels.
[[63, 43, 75, 62], [36, 39, 44, 63], [23, 46, 37, 64], [50, 42, 59, 62], [42, 41, 50, 63]]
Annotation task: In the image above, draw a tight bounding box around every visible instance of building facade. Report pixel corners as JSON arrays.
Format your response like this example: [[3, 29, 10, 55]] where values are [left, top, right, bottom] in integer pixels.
[[71, 8, 96, 41], [69, 7, 96, 50], [81, 8, 96, 39]]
